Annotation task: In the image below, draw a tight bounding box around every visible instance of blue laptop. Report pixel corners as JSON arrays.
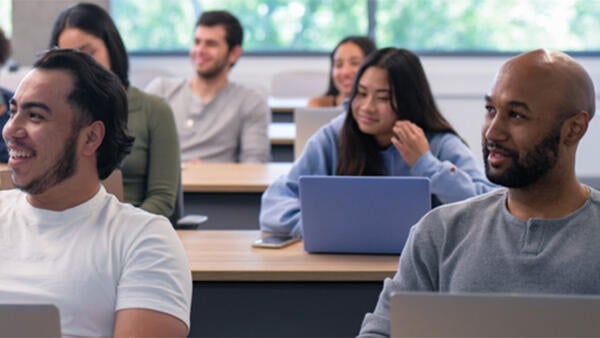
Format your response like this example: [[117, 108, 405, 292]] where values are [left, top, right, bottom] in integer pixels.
[[299, 176, 431, 254]]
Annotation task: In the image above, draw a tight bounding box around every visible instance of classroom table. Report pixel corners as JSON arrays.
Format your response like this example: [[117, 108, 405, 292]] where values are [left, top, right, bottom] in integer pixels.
[[179, 230, 399, 337], [181, 162, 293, 230]]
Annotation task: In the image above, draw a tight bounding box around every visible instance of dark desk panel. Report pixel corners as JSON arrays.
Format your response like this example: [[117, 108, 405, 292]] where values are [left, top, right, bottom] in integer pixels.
[[272, 111, 294, 123], [184, 192, 261, 230], [271, 144, 294, 162], [189, 281, 381, 337]]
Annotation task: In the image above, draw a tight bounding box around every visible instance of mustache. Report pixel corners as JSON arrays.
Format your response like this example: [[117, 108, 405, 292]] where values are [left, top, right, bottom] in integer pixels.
[[6, 139, 32, 150], [484, 141, 515, 154]]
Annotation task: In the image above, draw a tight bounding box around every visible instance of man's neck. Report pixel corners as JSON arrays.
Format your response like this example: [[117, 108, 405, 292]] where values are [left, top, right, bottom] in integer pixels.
[[26, 173, 101, 211], [506, 175, 589, 220], [189, 73, 229, 104]]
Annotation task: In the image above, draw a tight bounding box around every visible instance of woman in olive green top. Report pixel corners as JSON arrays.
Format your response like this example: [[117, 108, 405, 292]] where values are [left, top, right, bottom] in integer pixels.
[[50, 3, 180, 218]]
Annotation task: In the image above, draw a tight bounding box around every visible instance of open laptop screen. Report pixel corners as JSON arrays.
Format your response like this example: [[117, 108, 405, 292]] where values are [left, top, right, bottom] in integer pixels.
[[390, 292, 600, 337], [0, 304, 61, 337]]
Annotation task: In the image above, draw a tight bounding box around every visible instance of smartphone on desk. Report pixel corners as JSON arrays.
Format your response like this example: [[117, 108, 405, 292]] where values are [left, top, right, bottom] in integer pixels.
[[252, 235, 301, 249]]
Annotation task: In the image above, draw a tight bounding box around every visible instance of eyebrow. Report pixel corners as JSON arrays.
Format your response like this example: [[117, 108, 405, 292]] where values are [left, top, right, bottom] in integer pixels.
[[484, 95, 531, 112], [9, 98, 52, 113], [76, 43, 93, 51], [358, 84, 390, 94]]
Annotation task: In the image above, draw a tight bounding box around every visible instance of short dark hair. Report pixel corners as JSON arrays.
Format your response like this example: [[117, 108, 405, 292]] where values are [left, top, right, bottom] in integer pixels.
[[325, 36, 376, 97], [49, 2, 130, 88], [195, 10, 243, 50], [34, 48, 134, 180], [0, 28, 10, 66]]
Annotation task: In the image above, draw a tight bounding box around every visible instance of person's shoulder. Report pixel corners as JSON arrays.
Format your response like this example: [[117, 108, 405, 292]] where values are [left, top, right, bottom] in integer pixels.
[[307, 95, 334, 107], [427, 131, 465, 146], [130, 86, 173, 112], [146, 76, 188, 97], [587, 187, 600, 207], [102, 196, 174, 236], [407, 189, 507, 245], [423, 188, 507, 222], [147, 76, 186, 87], [0, 189, 24, 203], [1, 86, 13, 98], [128, 86, 173, 115], [227, 82, 266, 101]]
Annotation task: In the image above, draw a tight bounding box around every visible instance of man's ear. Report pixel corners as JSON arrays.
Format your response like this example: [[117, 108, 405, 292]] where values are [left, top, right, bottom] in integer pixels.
[[228, 45, 242, 66], [81, 121, 105, 156], [563, 111, 590, 146]]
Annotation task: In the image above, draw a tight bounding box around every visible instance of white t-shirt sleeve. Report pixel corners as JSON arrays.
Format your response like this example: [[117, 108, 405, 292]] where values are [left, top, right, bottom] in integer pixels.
[[115, 217, 192, 329]]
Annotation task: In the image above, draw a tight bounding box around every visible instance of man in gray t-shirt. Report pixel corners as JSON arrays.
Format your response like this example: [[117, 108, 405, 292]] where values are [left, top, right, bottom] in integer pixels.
[[358, 49, 598, 337], [146, 10, 270, 163]]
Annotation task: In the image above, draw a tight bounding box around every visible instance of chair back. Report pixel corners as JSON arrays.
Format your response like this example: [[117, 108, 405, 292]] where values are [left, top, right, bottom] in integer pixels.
[[270, 70, 328, 98], [102, 169, 124, 201], [169, 177, 185, 227], [294, 107, 343, 158], [0, 169, 12, 190]]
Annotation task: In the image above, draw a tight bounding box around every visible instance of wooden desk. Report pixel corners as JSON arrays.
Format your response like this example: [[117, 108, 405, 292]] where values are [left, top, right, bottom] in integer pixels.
[[269, 122, 295, 162], [179, 230, 399, 337], [181, 163, 292, 229]]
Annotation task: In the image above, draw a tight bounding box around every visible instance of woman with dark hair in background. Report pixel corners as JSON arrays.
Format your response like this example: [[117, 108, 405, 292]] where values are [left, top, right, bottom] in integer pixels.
[[50, 2, 180, 218], [261, 47, 497, 236], [308, 36, 376, 108], [0, 28, 12, 163]]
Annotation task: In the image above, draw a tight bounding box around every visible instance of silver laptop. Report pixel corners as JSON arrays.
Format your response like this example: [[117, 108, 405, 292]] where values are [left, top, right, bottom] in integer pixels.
[[293, 107, 343, 159], [299, 176, 431, 254], [0, 304, 61, 337], [390, 292, 600, 337]]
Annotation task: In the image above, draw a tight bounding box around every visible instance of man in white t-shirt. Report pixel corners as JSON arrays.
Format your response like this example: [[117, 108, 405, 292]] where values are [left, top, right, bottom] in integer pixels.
[[146, 10, 271, 163], [0, 49, 192, 337]]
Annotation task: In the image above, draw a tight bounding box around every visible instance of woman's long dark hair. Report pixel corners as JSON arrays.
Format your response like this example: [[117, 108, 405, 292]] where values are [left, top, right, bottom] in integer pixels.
[[49, 2, 130, 88], [336, 47, 459, 176], [324, 36, 376, 97]]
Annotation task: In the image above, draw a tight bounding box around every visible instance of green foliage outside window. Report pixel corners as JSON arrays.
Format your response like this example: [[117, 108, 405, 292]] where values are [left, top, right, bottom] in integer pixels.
[[4, 0, 600, 54], [111, 0, 367, 52], [376, 0, 600, 52]]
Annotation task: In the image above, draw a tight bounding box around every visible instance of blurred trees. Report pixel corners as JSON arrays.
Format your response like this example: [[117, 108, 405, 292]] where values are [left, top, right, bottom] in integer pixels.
[[109, 0, 600, 53]]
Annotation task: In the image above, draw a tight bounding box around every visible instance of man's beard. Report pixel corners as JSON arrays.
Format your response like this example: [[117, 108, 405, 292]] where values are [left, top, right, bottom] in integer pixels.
[[16, 130, 79, 195], [483, 125, 561, 188], [196, 57, 230, 80]]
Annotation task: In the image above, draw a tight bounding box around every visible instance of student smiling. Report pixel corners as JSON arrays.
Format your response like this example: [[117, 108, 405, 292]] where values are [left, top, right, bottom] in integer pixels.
[[308, 36, 376, 108], [260, 48, 497, 237]]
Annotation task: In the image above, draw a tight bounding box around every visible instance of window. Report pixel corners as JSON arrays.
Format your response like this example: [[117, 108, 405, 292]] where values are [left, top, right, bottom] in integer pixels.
[[111, 0, 600, 54], [376, 0, 600, 53], [0, 0, 11, 37], [112, 0, 368, 53]]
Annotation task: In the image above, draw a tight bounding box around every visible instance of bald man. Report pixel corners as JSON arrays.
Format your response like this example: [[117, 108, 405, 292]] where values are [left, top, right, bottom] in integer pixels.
[[357, 49, 599, 337]]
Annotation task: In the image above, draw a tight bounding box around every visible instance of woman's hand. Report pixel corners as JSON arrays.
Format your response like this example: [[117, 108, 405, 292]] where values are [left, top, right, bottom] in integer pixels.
[[391, 120, 430, 167]]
